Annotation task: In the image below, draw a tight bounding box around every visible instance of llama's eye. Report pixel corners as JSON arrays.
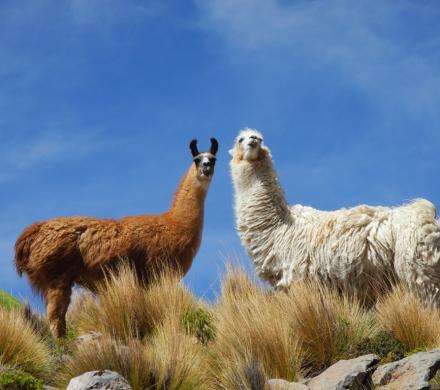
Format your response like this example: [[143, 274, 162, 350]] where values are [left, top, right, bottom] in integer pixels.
[[209, 158, 216, 165], [239, 138, 244, 143], [194, 158, 201, 164]]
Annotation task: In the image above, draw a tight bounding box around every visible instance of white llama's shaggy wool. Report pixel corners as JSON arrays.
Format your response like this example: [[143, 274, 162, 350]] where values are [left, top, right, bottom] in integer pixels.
[[230, 128, 440, 303]]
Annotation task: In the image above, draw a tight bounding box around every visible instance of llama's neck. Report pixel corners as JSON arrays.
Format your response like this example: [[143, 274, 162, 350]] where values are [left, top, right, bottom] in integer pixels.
[[231, 156, 292, 284], [231, 157, 290, 226], [169, 164, 209, 226]]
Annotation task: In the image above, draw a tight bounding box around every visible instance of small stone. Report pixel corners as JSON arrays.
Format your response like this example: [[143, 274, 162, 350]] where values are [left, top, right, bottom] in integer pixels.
[[67, 370, 131, 390], [306, 354, 380, 390], [267, 378, 309, 389], [372, 349, 440, 390]]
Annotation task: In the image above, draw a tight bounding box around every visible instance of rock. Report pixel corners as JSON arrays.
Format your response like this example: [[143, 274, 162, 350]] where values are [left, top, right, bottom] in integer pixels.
[[75, 331, 103, 345], [372, 349, 440, 390], [306, 354, 380, 390], [67, 370, 131, 390], [267, 378, 309, 389]]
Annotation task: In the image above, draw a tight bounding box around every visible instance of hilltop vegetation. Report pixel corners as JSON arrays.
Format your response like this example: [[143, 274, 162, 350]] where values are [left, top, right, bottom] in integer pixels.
[[0, 290, 21, 311], [1, 265, 440, 389]]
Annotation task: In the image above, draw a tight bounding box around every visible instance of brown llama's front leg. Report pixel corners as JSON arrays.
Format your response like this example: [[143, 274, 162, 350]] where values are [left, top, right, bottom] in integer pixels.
[[45, 284, 72, 338]]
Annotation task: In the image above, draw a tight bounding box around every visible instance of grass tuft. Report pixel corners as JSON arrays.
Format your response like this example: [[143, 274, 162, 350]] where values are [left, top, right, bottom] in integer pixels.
[[0, 307, 53, 380], [148, 318, 212, 389], [283, 280, 375, 370], [58, 336, 151, 390], [68, 264, 197, 343], [376, 284, 440, 350], [210, 267, 302, 388]]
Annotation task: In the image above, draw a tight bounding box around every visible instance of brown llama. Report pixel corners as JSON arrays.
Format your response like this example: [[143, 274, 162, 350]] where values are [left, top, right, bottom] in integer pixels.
[[15, 138, 219, 337]]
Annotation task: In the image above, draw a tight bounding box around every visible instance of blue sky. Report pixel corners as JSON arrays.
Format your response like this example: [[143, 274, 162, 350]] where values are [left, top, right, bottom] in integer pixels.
[[1, 0, 439, 308]]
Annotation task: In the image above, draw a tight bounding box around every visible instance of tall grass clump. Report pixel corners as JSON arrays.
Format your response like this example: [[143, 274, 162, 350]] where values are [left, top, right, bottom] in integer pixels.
[[60, 320, 211, 389], [376, 284, 440, 351], [148, 318, 212, 389], [58, 336, 152, 390], [0, 307, 52, 380], [284, 280, 376, 370], [68, 264, 197, 343], [210, 267, 302, 388]]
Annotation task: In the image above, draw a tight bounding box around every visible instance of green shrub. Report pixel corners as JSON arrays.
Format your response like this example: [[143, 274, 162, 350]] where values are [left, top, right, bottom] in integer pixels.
[[353, 329, 406, 363], [0, 370, 44, 390], [181, 306, 215, 344]]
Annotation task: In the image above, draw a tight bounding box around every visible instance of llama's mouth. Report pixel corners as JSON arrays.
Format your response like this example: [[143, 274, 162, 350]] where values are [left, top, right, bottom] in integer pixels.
[[202, 166, 213, 177], [248, 139, 259, 148]]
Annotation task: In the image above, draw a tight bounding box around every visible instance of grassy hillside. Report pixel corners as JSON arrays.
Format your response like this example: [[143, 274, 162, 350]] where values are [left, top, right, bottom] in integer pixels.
[[0, 290, 21, 310], [1, 265, 440, 389]]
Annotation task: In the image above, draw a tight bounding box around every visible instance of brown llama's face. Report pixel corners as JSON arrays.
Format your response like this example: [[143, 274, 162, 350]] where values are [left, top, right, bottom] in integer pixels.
[[189, 138, 219, 183], [230, 128, 266, 162], [194, 153, 217, 181]]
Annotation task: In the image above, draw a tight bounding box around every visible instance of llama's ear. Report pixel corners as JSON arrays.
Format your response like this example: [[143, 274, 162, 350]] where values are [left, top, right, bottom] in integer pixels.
[[210, 138, 219, 155], [190, 139, 199, 157]]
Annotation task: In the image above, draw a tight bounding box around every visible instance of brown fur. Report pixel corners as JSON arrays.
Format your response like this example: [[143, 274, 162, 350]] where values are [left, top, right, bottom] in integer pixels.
[[15, 161, 213, 337]]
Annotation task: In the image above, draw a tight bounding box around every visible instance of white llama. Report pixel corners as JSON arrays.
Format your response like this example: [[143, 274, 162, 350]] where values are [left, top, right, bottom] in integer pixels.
[[230, 128, 440, 304]]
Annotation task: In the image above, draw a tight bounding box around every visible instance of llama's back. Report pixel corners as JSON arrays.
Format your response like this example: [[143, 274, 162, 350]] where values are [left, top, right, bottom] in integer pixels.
[[287, 199, 440, 303], [289, 203, 395, 277]]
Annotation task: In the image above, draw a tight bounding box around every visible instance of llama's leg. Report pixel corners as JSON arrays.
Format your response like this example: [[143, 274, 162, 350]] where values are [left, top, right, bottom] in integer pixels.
[[45, 284, 72, 338]]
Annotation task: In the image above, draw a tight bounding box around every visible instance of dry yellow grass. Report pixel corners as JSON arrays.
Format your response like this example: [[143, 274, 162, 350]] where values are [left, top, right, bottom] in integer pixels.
[[60, 320, 211, 389], [58, 336, 151, 390], [68, 264, 197, 343], [0, 307, 53, 380], [210, 267, 302, 389], [282, 280, 376, 370], [148, 318, 212, 389], [11, 263, 440, 389], [376, 284, 440, 350]]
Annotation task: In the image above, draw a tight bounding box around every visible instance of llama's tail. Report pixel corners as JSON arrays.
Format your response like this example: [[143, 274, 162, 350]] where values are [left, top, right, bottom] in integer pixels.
[[14, 222, 43, 276]]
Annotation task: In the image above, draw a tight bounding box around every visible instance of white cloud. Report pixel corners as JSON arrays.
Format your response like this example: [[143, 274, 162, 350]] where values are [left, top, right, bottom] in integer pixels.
[[196, 0, 440, 120]]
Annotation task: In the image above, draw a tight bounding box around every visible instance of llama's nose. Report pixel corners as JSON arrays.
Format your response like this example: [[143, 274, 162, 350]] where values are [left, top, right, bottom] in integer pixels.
[[202, 164, 212, 175], [249, 136, 259, 147]]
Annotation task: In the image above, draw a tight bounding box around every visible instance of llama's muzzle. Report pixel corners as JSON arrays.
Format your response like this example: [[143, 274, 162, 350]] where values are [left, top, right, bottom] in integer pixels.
[[202, 165, 212, 176], [248, 138, 259, 148]]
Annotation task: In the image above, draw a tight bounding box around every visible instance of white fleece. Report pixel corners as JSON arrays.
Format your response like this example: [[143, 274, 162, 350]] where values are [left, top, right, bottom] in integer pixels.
[[230, 129, 440, 303]]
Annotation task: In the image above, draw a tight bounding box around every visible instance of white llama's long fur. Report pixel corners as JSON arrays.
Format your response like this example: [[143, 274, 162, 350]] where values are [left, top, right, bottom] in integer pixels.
[[230, 128, 440, 303]]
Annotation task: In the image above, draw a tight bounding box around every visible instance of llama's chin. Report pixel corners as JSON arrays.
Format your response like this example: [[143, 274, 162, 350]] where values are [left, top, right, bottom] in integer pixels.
[[243, 147, 261, 161]]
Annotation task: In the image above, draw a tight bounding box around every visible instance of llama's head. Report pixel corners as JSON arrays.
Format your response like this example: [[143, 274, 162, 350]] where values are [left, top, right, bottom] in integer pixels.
[[190, 138, 219, 183], [229, 128, 270, 162]]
